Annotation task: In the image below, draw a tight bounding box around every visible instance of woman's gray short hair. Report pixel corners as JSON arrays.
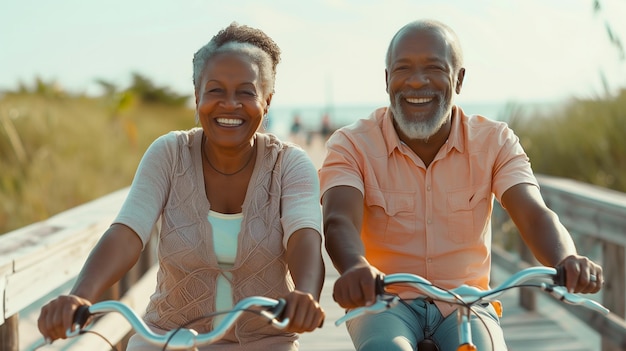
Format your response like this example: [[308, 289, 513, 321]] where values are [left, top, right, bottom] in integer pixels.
[[192, 22, 281, 97]]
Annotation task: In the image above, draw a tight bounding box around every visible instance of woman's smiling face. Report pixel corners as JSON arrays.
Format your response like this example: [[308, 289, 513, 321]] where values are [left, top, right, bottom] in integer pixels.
[[196, 51, 271, 149]]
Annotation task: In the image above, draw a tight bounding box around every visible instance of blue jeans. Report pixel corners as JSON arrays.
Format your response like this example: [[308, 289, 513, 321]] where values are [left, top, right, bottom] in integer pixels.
[[345, 298, 507, 351]]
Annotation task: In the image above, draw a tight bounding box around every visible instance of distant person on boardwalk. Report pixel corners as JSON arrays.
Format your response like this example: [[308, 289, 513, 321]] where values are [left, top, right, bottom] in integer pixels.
[[320, 112, 333, 141], [318, 19, 603, 350], [289, 113, 304, 145], [38, 22, 325, 351]]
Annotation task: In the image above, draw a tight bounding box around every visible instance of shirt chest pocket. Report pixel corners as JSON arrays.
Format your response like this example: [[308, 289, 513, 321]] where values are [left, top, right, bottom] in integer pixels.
[[364, 186, 416, 244], [446, 183, 492, 244]]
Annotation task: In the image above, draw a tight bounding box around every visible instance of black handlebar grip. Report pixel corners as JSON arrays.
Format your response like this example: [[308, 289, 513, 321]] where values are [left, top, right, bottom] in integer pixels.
[[73, 305, 91, 328], [554, 266, 566, 286], [375, 274, 385, 295]]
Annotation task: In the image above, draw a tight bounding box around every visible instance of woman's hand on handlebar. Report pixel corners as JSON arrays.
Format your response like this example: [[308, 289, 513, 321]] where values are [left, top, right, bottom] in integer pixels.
[[37, 294, 92, 342], [557, 254, 604, 294], [332, 263, 382, 309], [281, 290, 325, 333]]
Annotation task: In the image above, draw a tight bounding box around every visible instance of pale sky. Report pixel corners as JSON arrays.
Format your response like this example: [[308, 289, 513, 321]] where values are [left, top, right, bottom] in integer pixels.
[[1, 0, 625, 109]]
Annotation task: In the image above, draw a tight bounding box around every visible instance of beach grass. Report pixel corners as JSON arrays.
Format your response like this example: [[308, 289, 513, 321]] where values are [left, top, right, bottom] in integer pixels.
[[508, 89, 626, 192], [1, 89, 626, 235], [0, 93, 193, 234]]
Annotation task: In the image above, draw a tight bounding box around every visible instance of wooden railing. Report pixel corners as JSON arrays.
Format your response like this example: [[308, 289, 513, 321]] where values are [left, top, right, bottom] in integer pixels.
[[1, 175, 626, 350], [492, 174, 626, 351], [0, 188, 158, 350]]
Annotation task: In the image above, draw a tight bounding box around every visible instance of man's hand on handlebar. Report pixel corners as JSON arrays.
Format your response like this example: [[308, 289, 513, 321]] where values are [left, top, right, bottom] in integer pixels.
[[332, 263, 383, 309], [37, 294, 92, 343], [556, 255, 604, 294]]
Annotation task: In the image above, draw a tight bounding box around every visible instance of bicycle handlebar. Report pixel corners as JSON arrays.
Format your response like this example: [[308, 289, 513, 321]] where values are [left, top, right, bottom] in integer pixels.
[[335, 266, 609, 326], [68, 296, 289, 350]]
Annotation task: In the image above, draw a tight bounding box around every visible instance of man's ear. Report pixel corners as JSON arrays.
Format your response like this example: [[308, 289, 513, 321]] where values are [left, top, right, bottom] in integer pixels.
[[455, 68, 466, 94], [385, 69, 390, 94]]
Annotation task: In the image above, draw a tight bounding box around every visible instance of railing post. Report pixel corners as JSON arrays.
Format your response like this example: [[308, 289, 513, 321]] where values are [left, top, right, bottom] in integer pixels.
[[602, 243, 625, 351], [518, 236, 537, 311], [0, 314, 19, 351]]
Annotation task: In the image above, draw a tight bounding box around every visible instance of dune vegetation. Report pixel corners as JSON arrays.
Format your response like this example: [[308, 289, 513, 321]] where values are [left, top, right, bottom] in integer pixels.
[[508, 89, 626, 192], [1, 75, 625, 236], [0, 75, 193, 234]]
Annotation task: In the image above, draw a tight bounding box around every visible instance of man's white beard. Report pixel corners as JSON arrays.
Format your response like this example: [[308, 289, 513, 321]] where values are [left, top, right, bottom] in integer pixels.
[[391, 95, 453, 142]]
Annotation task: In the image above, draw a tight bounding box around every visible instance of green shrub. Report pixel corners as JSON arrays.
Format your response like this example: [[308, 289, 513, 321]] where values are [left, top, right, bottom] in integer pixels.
[[509, 89, 626, 192], [0, 93, 193, 234]]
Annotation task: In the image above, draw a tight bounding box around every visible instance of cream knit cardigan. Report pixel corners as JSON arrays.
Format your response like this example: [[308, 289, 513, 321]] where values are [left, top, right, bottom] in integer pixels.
[[114, 128, 322, 344]]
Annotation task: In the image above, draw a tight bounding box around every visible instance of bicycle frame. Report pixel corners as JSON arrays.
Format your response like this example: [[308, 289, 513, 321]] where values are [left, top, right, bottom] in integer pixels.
[[65, 296, 289, 350], [335, 266, 608, 351]]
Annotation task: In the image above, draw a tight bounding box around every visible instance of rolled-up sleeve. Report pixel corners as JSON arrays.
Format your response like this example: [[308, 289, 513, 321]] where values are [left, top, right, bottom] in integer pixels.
[[280, 146, 323, 248], [113, 133, 176, 248]]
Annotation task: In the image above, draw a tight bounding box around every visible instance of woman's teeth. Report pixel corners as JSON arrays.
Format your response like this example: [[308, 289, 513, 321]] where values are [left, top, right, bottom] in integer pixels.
[[216, 118, 243, 126]]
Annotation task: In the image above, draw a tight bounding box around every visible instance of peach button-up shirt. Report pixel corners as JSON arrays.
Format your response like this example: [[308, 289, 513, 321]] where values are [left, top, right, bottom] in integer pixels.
[[319, 106, 538, 316]]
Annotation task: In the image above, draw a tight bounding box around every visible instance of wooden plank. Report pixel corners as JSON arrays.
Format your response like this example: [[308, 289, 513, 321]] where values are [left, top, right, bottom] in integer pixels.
[[1, 262, 10, 325], [0, 188, 130, 322], [44, 187, 129, 228], [4, 224, 103, 317], [537, 175, 626, 247], [31, 265, 158, 351], [603, 243, 625, 318], [0, 314, 19, 351], [62, 265, 158, 351]]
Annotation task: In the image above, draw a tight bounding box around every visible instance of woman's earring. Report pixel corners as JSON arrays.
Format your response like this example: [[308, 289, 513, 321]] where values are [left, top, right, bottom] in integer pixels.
[[262, 114, 269, 131]]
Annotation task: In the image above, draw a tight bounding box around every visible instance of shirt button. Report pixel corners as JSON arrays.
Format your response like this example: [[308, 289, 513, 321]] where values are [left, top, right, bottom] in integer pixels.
[[426, 185, 432, 191], [427, 258, 433, 263], [427, 218, 432, 224]]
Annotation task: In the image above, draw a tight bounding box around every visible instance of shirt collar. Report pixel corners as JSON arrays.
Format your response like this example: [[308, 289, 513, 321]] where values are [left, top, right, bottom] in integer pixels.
[[447, 106, 465, 154], [381, 107, 403, 156]]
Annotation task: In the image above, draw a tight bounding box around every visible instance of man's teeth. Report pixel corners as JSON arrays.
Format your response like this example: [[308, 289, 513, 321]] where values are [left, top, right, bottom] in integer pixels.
[[216, 118, 243, 126], [405, 97, 432, 104]]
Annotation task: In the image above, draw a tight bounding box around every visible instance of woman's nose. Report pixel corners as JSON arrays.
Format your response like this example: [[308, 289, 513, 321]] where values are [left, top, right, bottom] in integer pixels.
[[221, 94, 242, 109]]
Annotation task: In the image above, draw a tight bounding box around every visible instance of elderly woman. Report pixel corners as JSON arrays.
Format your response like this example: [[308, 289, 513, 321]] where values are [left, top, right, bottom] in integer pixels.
[[38, 23, 325, 350]]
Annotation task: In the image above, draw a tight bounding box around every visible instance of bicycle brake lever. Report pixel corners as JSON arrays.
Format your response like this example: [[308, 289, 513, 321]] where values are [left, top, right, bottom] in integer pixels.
[[260, 298, 290, 329], [270, 317, 290, 329], [334, 295, 400, 326], [543, 284, 610, 315]]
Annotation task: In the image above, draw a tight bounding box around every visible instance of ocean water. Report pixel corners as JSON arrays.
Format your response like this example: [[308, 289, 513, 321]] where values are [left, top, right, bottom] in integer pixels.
[[264, 101, 550, 140]]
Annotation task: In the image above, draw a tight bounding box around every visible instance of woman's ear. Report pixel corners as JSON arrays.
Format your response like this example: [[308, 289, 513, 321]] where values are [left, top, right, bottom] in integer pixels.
[[264, 93, 274, 115]]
